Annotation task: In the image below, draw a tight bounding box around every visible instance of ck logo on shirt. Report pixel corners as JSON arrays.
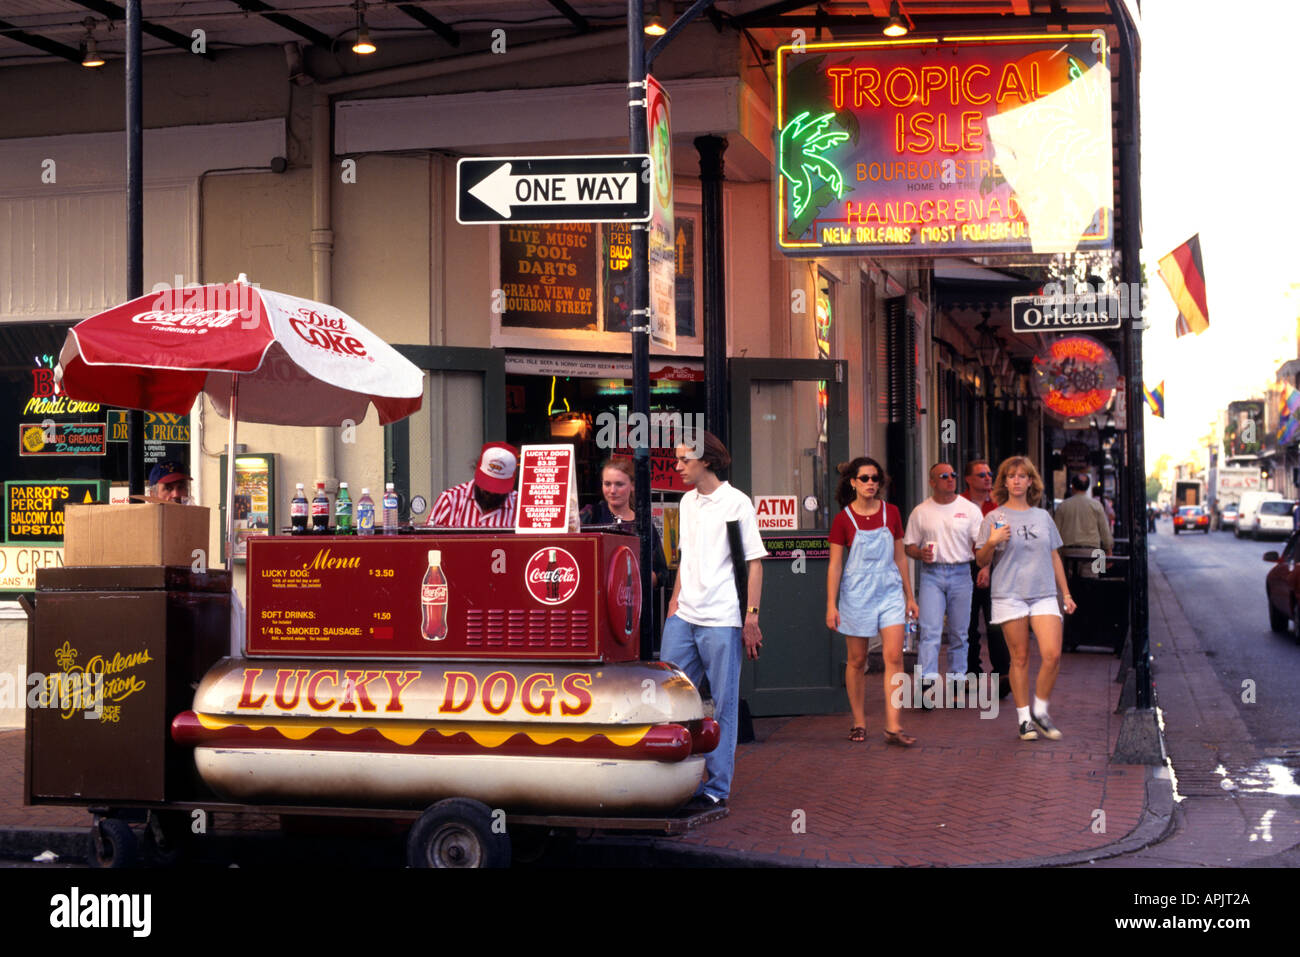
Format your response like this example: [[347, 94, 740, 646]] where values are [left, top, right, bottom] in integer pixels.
[[1017, 525, 1039, 540]]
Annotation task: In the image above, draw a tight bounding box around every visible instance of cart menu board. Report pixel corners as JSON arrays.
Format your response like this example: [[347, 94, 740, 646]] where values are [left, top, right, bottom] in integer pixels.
[[515, 445, 576, 533], [246, 534, 638, 661]]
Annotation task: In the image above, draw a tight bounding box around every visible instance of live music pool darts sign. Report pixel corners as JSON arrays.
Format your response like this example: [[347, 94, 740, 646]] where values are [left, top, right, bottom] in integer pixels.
[[457, 155, 652, 224], [775, 34, 1113, 255]]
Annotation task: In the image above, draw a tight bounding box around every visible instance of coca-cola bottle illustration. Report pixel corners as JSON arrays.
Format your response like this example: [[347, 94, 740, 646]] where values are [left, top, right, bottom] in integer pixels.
[[624, 553, 635, 634], [421, 549, 448, 641], [546, 548, 559, 601]]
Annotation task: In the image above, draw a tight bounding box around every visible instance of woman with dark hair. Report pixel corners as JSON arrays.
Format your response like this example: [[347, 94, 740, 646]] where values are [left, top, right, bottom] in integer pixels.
[[975, 455, 1077, 741], [580, 455, 667, 587], [825, 456, 919, 745]]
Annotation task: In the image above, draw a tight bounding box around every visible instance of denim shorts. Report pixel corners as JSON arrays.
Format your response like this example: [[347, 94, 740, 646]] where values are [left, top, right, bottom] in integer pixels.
[[990, 595, 1061, 624]]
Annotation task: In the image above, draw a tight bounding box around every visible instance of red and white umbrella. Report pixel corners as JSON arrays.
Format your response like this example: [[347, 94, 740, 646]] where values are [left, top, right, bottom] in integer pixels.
[[57, 277, 424, 564]]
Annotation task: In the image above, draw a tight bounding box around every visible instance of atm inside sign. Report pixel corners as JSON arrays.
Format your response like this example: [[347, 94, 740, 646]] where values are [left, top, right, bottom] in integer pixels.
[[755, 495, 799, 531]]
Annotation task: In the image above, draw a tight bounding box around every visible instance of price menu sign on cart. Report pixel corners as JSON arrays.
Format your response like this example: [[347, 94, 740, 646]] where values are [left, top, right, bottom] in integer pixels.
[[515, 445, 578, 534], [245, 535, 639, 661]]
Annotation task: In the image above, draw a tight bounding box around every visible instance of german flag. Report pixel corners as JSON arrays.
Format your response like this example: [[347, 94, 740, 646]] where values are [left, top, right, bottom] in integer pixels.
[[1157, 235, 1209, 337], [1144, 381, 1164, 418]]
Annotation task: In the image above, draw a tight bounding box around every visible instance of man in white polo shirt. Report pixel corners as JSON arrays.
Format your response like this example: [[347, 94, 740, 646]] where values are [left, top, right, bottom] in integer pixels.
[[662, 431, 766, 811], [904, 463, 984, 704]]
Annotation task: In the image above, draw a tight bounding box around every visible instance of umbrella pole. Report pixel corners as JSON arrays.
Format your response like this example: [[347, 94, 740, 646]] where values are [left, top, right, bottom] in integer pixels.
[[226, 375, 240, 568], [226, 374, 243, 658]]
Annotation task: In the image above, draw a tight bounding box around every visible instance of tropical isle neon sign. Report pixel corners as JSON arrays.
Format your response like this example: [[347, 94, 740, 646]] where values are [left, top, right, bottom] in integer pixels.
[[776, 35, 1113, 255]]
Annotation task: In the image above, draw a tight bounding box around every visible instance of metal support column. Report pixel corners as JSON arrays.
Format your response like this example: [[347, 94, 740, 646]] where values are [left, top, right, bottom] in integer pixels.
[[696, 135, 728, 443], [126, 0, 145, 496]]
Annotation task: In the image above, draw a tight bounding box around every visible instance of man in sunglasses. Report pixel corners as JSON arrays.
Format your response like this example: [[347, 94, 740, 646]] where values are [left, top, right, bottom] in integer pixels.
[[964, 459, 1010, 697], [903, 463, 984, 706]]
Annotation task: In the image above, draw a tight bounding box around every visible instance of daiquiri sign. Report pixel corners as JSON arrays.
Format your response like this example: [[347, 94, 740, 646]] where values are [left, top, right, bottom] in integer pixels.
[[776, 34, 1113, 255]]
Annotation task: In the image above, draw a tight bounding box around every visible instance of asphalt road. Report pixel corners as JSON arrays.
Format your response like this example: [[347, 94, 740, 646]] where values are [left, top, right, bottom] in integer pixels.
[[1151, 518, 1300, 754]]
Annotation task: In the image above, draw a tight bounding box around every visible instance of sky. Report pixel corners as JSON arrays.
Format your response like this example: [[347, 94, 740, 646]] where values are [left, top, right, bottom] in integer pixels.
[[1138, 0, 1300, 467]]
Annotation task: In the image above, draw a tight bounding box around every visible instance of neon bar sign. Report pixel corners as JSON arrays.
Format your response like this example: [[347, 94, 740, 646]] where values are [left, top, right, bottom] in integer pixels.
[[776, 34, 1113, 255]]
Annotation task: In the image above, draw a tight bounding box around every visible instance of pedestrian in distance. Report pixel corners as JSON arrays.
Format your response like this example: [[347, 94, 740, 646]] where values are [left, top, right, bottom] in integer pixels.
[[579, 455, 668, 588], [975, 456, 1077, 741], [661, 431, 766, 811], [825, 457, 919, 746]]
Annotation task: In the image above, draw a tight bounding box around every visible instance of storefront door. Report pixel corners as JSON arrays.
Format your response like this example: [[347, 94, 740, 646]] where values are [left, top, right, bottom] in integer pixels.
[[388, 346, 506, 524], [730, 357, 849, 716]]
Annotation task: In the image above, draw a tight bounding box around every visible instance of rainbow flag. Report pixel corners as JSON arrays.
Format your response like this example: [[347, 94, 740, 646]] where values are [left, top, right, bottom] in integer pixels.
[[1157, 235, 1209, 337], [1144, 380, 1164, 418]]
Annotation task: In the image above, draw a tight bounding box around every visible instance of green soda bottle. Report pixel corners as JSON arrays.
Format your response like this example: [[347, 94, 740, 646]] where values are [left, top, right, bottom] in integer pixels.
[[335, 482, 353, 535]]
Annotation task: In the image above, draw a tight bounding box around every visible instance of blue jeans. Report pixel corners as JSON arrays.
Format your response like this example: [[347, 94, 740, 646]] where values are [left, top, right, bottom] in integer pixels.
[[917, 563, 973, 679], [660, 615, 741, 802]]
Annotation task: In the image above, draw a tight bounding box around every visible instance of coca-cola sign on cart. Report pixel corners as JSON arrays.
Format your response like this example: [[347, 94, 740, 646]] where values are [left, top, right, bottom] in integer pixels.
[[525, 547, 580, 605]]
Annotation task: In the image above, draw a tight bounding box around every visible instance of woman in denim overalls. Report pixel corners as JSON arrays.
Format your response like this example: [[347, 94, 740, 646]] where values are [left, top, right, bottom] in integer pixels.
[[826, 457, 919, 745]]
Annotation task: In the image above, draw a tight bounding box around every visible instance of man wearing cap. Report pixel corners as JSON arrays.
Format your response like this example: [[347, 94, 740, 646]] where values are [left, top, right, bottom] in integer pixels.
[[428, 442, 519, 528], [149, 460, 192, 504]]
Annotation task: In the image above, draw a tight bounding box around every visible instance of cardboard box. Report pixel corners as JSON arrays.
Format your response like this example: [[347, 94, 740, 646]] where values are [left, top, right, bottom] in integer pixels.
[[63, 503, 210, 567]]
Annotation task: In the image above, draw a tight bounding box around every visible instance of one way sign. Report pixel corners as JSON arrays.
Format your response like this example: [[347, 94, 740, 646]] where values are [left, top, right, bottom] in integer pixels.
[[457, 154, 651, 224]]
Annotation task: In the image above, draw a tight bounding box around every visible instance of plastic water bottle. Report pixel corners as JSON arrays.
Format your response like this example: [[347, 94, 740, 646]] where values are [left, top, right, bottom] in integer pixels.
[[356, 488, 376, 536], [290, 483, 308, 535], [335, 482, 353, 535], [382, 482, 399, 534], [993, 511, 1008, 552], [904, 615, 919, 653]]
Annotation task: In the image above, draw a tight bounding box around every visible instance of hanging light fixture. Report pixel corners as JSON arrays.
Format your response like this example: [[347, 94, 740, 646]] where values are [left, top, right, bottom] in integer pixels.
[[644, 1, 670, 37], [81, 18, 105, 68], [883, 1, 909, 38], [352, 1, 377, 55]]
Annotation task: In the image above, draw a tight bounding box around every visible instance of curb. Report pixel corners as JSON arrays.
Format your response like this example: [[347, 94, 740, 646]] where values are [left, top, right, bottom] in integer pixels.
[[0, 825, 88, 864]]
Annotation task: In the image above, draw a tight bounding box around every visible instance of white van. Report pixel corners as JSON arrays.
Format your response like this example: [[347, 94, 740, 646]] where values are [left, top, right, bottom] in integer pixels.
[[1236, 490, 1283, 539]]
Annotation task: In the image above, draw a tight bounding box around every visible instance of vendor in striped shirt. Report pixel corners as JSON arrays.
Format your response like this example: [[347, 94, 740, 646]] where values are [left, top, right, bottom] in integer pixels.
[[427, 441, 519, 528]]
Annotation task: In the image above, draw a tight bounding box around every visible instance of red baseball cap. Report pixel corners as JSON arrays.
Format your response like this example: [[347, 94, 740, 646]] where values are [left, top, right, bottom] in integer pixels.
[[474, 442, 519, 494]]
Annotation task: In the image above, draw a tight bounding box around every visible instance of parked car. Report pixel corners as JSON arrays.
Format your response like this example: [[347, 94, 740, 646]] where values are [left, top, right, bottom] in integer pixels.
[[1263, 533, 1300, 642], [1173, 505, 1210, 534], [1254, 500, 1297, 540], [1237, 490, 1284, 539], [1220, 502, 1240, 529]]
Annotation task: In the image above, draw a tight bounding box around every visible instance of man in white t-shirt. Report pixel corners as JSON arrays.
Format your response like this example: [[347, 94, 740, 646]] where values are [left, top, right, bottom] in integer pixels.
[[662, 432, 767, 811], [903, 463, 984, 701]]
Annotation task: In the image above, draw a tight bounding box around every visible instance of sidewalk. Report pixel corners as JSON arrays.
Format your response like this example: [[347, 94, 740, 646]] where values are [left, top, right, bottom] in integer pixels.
[[0, 585, 1177, 867]]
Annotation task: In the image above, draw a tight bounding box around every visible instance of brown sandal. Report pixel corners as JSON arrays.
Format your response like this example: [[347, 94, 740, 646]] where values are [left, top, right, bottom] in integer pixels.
[[848, 726, 866, 742], [883, 728, 916, 747]]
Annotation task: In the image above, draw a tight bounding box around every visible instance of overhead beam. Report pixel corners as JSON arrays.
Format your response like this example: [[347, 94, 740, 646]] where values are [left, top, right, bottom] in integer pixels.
[[397, 4, 460, 46], [230, 1, 333, 48], [545, 0, 590, 32], [72, 0, 215, 59], [0, 19, 84, 63]]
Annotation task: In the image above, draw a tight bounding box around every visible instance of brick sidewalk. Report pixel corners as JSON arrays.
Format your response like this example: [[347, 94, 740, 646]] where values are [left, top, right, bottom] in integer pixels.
[[667, 642, 1149, 866], [1, 627, 1157, 867]]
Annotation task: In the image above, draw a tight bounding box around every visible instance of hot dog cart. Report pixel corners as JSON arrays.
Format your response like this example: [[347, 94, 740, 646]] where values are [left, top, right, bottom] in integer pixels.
[[26, 529, 722, 868]]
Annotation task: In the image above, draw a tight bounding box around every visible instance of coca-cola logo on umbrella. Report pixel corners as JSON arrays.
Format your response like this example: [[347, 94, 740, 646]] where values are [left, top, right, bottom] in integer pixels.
[[524, 546, 580, 606]]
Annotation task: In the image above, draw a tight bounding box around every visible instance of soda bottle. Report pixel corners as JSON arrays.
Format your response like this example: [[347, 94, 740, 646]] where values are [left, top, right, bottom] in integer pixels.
[[356, 488, 376, 536], [311, 481, 330, 534], [546, 548, 559, 601], [421, 549, 448, 641], [624, 553, 635, 634], [382, 482, 399, 534], [335, 482, 353, 535], [290, 483, 308, 534], [904, 614, 919, 653]]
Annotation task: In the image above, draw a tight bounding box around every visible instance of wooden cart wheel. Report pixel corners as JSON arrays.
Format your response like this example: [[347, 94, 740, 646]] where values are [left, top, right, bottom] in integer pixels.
[[406, 798, 510, 869], [89, 818, 138, 869]]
